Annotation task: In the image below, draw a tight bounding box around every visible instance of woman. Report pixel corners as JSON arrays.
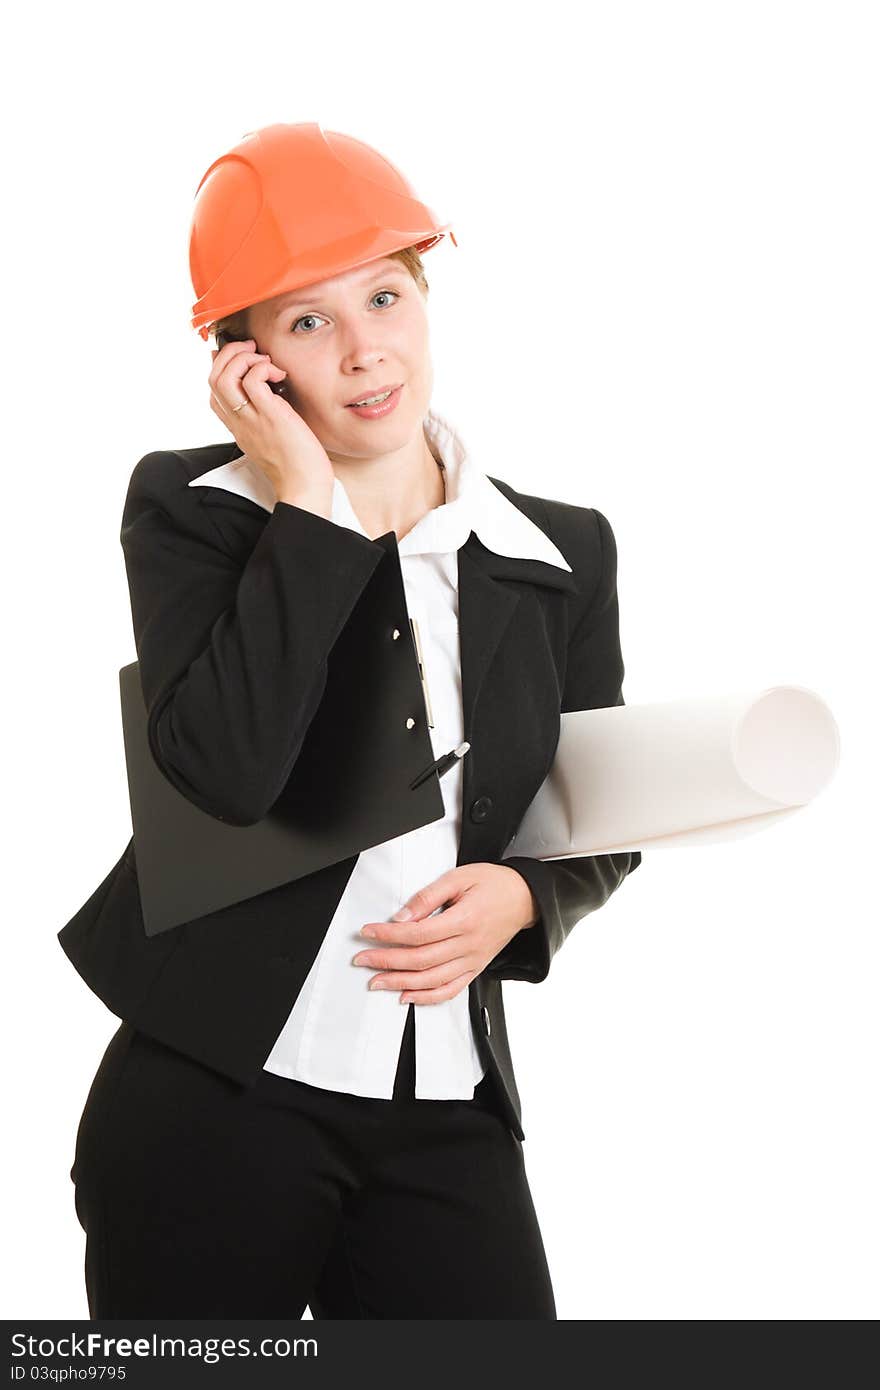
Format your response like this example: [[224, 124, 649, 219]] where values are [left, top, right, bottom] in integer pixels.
[[60, 122, 641, 1318]]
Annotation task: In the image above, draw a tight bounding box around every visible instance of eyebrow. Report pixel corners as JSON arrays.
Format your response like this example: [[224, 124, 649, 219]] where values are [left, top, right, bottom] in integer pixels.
[[273, 265, 409, 316]]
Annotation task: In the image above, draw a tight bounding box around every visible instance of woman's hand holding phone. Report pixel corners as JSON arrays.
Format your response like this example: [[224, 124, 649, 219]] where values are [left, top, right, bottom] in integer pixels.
[[208, 338, 335, 515]]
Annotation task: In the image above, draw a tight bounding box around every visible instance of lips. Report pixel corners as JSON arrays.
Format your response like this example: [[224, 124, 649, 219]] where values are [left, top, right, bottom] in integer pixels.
[[343, 384, 405, 421], [345, 384, 400, 407]]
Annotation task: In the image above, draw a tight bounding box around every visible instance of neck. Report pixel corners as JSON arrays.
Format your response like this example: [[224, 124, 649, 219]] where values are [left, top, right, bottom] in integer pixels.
[[330, 433, 447, 542]]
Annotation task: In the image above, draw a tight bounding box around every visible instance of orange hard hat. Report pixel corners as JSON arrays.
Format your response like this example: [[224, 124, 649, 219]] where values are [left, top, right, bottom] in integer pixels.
[[189, 122, 456, 341]]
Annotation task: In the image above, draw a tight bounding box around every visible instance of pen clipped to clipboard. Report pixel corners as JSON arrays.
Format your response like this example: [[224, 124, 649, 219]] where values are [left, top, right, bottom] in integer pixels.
[[407, 614, 471, 790]]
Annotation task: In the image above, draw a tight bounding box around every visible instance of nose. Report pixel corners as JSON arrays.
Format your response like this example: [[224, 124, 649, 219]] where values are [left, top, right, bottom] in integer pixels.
[[341, 331, 385, 371]]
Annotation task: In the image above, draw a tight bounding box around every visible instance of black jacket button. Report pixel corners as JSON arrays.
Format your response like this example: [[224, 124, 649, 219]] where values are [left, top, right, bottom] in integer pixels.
[[469, 796, 494, 823]]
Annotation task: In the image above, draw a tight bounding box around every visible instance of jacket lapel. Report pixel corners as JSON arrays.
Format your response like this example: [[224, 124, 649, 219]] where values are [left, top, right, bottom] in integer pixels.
[[456, 537, 574, 737], [454, 532, 577, 867]]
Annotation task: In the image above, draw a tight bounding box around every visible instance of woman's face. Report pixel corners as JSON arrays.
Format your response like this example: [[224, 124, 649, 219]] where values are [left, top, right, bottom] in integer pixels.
[[247, 256, 434, 460]]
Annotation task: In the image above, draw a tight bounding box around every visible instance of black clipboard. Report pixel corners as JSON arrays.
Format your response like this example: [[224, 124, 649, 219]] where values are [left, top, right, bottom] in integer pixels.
[[120, 531, 447, 937]]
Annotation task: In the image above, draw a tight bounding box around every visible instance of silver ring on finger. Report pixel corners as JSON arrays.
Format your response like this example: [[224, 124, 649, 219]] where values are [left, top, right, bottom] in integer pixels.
[[232, 398, 250, 414]]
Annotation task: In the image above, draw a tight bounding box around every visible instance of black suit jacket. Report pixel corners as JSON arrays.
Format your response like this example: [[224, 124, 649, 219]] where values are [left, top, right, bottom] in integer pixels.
[[57, 442, 642, 1141]]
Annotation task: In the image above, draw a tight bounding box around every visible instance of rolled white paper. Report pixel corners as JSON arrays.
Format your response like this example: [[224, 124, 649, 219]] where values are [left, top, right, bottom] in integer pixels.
[[501, 684, 840, 860]]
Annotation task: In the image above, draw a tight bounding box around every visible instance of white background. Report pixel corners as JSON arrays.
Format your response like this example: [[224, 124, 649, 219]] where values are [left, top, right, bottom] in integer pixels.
[[4, 0, 876, 1321]]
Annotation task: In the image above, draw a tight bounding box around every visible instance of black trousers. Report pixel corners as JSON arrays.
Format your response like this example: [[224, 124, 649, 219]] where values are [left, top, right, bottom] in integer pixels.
[[69, 1003, 557, 1318]]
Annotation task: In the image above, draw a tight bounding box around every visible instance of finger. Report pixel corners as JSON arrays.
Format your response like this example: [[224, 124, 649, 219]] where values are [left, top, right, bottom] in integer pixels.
[[237, 360, 288, 405], [367, 958, 474, 993], [399, 971, 476, 1005], [212, 353, 268, 397], [359, 910, 464, 947], [210, 388, 244, 417], [208, 338, 256, 383], [209, 348, 266, 397], [390, 873, 465, 924], [371, 921, 464, 949], [353, 938, 463, 971], [216, 359, 279, 414]]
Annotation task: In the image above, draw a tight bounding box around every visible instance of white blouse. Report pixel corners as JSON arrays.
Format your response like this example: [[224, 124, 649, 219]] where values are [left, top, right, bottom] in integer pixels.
[[188, 408, 572, 1100]]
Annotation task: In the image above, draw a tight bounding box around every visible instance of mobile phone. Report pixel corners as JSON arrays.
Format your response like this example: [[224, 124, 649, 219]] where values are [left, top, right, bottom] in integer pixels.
[[215, 329, 287, 395]]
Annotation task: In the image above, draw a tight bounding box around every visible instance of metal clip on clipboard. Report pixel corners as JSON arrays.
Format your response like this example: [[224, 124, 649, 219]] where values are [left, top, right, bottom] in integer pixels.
[[407, 615, 471, 791], [409, 616, 434, 728]]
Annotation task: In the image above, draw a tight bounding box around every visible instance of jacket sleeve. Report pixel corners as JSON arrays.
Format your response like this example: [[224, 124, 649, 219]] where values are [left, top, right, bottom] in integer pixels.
[[488, 507, 642, 983], [120, 450, 386, 826]]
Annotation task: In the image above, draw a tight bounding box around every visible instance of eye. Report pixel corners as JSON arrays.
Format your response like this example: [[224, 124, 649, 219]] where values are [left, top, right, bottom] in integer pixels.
[[291, 313, 325, 335], [291, 289, 401, 334]]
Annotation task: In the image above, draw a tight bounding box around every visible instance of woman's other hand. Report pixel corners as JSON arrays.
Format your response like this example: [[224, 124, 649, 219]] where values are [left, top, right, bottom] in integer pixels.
[[350, 864, 540, 1003]]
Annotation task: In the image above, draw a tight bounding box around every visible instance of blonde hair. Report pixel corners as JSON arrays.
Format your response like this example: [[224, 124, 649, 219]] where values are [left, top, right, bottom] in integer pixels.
[[208, 245, 429, 347]]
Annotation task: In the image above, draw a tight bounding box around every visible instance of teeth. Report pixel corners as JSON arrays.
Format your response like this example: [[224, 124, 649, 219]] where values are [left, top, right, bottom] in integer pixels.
[[350, 389, 393, 407]]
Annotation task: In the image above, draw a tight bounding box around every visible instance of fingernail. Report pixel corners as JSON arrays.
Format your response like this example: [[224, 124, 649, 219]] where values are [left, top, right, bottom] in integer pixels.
[[392, 908, 413, 921], [361, 926, 377, 938], [368, 979, 384, 990]]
